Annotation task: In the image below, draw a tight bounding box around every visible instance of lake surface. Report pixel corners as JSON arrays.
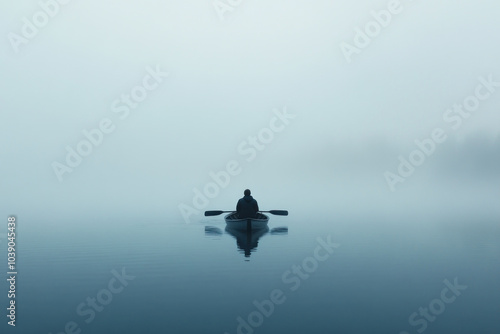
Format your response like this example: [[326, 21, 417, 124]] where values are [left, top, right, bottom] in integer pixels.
[[2, 212, 499, 334]]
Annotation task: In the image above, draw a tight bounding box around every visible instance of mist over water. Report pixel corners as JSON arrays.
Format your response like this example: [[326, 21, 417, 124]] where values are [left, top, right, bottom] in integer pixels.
[[1, 1, 500, 223]]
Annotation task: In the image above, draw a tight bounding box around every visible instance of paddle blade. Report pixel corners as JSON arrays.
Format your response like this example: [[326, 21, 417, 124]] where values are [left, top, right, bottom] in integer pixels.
[[204, 210, 224, 216], [268, 210, 288, 216]]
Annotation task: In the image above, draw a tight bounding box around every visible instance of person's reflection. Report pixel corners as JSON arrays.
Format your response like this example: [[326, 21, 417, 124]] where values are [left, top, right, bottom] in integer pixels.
[[204, 226, 288, 259], [225, 226, 269, 258]]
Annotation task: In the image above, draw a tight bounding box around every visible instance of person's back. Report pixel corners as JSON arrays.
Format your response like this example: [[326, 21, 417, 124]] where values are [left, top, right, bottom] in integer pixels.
[[236, 189, 259, 218]]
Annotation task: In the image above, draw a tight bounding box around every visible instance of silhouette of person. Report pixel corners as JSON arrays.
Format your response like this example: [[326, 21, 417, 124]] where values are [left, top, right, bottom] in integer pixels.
[[236, 189, 259, 218]]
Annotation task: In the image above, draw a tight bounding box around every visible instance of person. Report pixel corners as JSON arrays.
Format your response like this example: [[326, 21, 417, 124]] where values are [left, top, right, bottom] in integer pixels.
[[236, 189, 259, 218]]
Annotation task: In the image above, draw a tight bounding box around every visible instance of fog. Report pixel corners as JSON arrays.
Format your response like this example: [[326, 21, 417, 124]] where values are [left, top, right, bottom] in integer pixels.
[[1, 0, 499, 223]]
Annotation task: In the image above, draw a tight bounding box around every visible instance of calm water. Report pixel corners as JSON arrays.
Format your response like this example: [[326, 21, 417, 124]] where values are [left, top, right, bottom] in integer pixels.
[[2, 212, 499, 334]]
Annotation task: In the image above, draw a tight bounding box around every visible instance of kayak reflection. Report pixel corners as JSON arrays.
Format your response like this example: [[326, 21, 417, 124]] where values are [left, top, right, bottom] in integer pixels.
[[204, 226, 288, 258]]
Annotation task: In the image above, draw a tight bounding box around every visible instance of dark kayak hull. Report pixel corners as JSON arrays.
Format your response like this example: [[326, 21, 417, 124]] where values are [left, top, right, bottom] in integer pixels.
[[224, 213, 269, 230]]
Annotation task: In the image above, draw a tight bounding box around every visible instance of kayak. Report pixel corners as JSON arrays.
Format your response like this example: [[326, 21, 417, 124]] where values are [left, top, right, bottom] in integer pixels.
[[224, 212, 269, 230]]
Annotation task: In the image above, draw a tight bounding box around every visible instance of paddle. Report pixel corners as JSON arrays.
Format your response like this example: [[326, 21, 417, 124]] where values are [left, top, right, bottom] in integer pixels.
[[261, 210, 288, 216], [204, 210, 233, 216], [204, 210, 288, 216]]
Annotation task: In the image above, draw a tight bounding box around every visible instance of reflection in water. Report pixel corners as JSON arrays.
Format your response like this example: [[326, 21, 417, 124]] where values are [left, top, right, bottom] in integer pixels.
[[204, 226, 288, 259], [226, 226, 269, 258], [269, 227, 289, 235], [204, 226, 223, 236]]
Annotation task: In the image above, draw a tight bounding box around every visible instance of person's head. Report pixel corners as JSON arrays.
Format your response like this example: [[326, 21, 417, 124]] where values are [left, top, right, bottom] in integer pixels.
[[244, 189, 251, 196]]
